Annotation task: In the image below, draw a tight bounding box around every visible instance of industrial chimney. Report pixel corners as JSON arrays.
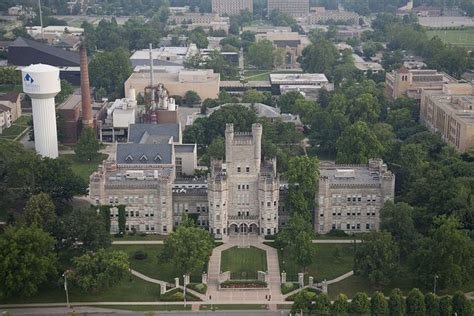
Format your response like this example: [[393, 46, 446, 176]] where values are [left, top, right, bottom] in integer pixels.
[[79, 43, 93, 127], [22, 64, 61, 158]]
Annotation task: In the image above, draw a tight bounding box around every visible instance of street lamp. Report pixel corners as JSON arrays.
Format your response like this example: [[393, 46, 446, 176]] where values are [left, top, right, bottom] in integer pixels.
[[433, 274, 439, 294], [183, 274, 187, 307], [62, 271, 70, 309]]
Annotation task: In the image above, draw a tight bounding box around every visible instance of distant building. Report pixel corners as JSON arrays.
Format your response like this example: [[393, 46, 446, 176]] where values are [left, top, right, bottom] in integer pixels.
[[212, 0, 253, 15], [97, 95, 138, 143], [26, 26, 84, 51], [124, 69, 220, 100], [129, 45, 198, 68], [8, 5, 25, 16], [269, 73, 333, 97], [267, 0, 309, 17], [8, 37, 81, 85], [352, 54, 384, 75], [0, 105, 12, 134], [307, 7, 359, 25], [385, 65, 457, 101], [315, 159, 395, 234], [420, 83, 474, 152], [255, 31, 310, 69], [0, 92, 22, 122], [169, 13, 230, 33]]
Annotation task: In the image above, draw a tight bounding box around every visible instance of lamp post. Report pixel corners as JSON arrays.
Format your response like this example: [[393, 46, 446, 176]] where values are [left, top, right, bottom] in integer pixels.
[[433, 274, 439, 295], [62, 271, 70, 309], [183, 274, 187, 307]]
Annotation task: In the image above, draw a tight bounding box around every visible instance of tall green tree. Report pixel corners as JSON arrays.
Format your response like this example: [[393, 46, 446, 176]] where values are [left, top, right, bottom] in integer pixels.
[[162, 225, 213, 276], [411, 216, 474, 289], [312, 293, 331, 315], [332, 293, 349, 315], [24, 193, 57, 230], [354, 231, 399, 286], [336, 121, 385, 164], [184, 90, 201, 106], [89, 49, 132, 99], [349, 292, 371, 316], [247, 40, 274, 69], [72, 249, 129, 292], [207, 137, 225, 160], [452, 291, 473, 316], [406, 288, 426, 316], [299, 36, 338, 75], [75, 127, 100, 162], [0, 226, 57, 299], [439, 296, 453, 316], [424, 293, 440, 316], [389, 288, 406, 316], [371, 291, 389, 315], [291, 290, 316, 314]]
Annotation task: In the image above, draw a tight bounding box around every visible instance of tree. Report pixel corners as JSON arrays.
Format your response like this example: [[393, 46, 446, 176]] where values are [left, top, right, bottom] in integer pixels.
[[242, 89, 266, 104], [299, 36, 338, 75], [371, 291, 389, 315], [89, 49, 132, 99], [291, 290, 316, 314], [207, 137, 225, 160], [438, 296, 452, 316], [184, 90, 201, 106], [354, 231, 399, 286], [293, 230, 313, 273], [247, 40, 274, 69], [277, 91, 305, 113], [24, 193, 57, 230], [201, 98, 219, 114], [452, 291, 473, 316], [312, 293, 331, 315], [424, 293, 440, 316], [350, 93, 381, 124], [55, 80, 74, 104], [332, 293, 349, 315], [380, 201, 418, 259], [75, 127, 100, 162], [204, 50, 237, 79], [72, 249, 129, 292], [162, 225, 213, 276], [406, 288, 426, 316], [411, 216, 474, 289], [188, 28, 208, 49], [349, 292, 371, 316], [389, 288, 406, 316], [55, 208, 111, 251], [336, 121, 385, 164], [0, 226, 56, 299]]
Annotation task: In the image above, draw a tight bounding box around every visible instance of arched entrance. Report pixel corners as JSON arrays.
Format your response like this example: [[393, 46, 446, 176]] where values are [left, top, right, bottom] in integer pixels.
[[229, 223, 238, 235], [249, 223, 258, 234], [239, 223, 248, 233]]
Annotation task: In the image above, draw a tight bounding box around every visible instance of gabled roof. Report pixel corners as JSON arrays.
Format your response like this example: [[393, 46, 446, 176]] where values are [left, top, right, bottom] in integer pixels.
[[128, 123, 181, 144], [0, 104, 11, 112], [116, 143, 173, 165], [10, 37, 80, 65], [0, 92, 21, 103]]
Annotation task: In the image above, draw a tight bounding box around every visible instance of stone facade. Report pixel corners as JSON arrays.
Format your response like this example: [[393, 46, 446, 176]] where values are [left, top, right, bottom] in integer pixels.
[[212, 0, 253, 15], [208, 124, 280, 238], [315, 159, 395, 234], [268, 0, 309, 17]]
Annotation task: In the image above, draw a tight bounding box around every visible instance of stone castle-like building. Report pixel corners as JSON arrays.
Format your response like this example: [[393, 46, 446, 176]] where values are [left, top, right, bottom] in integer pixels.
[[90, 123, 394, 237]]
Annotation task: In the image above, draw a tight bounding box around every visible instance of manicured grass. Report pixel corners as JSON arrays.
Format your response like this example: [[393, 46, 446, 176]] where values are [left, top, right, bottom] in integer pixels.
[[0, 115, 31, 140], [4, 275, 162, 304], [200, 304, 268, 310], [220, 246, 267, 280], [243, 70, 304, 81], [277, 244, 355, 283], [60, 153, 107, 183], [87, 305, 192, 311], [110, 244, 205, 283], [427, 28, 474, 48]]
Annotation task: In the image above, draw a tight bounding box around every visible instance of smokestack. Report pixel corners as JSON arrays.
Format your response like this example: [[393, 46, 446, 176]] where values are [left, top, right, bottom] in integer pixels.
[[149, 43, 155, 107], [80, 43, 93, 127]]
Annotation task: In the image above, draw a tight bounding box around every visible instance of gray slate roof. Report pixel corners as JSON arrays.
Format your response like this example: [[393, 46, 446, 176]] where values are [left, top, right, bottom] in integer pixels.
[[116, 143, 172, 164], [10, 37, 80, 65], [128, 123, 180, 144], [175, 144, 196, 153]]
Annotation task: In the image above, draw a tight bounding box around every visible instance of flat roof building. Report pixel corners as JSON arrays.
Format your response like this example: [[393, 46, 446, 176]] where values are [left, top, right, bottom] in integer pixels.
[[270, 73, 333, 96], [268, 0, 309, 17], [420, 83, 474, 152], [385, 65, 457, 101], [212, 0, 253, 15]]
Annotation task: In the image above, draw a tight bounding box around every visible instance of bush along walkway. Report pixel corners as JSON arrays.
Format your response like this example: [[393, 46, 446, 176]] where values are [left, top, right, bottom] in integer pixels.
[[283, 271, 354, 300]]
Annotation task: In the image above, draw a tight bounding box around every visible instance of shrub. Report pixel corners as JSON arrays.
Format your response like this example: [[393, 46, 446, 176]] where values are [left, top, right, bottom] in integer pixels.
[[327, 229, 348, 237], [133, 250, 148, 260], [281, 282, 298, 294], [188, 283, 207, 294]]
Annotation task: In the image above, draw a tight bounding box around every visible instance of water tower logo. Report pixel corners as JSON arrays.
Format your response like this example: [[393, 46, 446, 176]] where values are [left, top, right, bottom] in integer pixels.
[[24, 73, 34, 84]]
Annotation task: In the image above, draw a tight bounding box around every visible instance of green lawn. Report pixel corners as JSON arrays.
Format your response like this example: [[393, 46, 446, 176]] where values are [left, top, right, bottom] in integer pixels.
[[110, 245, 205, 283], [220, 246, 267, 280], [427, 28, 474, 48], [277, 244, 355, 283], [87, 305, 192, 311], [60, 153, 107, 183], [0, 115, 31, 140]]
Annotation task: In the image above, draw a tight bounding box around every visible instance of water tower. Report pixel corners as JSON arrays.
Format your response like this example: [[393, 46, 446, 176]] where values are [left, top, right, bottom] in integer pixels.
[[22, 64, 61, 158]]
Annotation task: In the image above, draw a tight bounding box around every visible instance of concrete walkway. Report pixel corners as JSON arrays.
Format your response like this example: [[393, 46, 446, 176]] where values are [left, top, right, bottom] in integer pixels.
[[111, 239, 361, 245], [206, 236, 283, 303], [112, 240, 164, 245]]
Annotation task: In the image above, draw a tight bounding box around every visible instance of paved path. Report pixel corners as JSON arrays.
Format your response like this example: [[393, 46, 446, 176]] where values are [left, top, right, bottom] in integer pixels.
[[112, 240, 164, 245], [312, 239, 361, 244], [111, 239, 361, 245], [206, 236, 283, 303]]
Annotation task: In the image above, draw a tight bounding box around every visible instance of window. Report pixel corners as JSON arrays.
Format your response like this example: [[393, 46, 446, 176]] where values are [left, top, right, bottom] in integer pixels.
[[246, 167, 250, 172], [145, 225, 149, 231], [246, 185, 249, 190], [238, 185, 241, 190], [237, 167, 241, 173], [366, 223, 370, 229], [175, 157, 183, 177], [216, 215, 220, 221], [320, 212, 324, 217], [358, 197, 361, 202], [346, 224, 350, 229], [163, 225, 167, 232], [274, 201, 277, 206], [332, 224, 336, 230], [267, 202, 271, 206], [356, 223, 361, 230], [135, 211, 139, 217], [216, 228, 220, 234], [151, 225, 155, 231], [246, 211, 249, 216]]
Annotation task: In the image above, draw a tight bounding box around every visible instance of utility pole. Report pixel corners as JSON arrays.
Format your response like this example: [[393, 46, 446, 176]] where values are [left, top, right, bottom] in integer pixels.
[[38, 0, 44, 40], [433, 274, 439, 295], [183, 274, 187, 307], [63, 271, 70, 308]]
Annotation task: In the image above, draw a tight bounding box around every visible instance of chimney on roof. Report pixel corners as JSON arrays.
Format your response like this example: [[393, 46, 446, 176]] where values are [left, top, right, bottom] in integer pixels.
[[80, 42, 93, 128]]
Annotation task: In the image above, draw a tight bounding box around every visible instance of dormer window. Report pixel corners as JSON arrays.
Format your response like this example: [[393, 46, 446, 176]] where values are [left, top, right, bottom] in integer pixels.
[[140, 154, 148, 162], [125, 154, 133, 162], [154, 154, 162, 162]]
